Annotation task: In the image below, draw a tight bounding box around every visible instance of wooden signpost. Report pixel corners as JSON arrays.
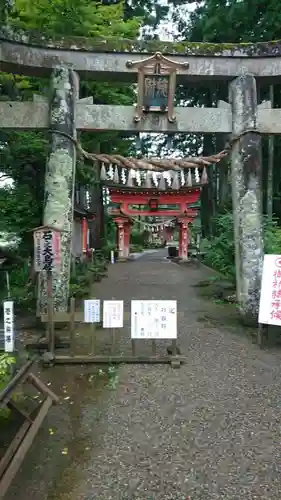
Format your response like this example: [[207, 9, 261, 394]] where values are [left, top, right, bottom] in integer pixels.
[[32, 225, 62, 353]]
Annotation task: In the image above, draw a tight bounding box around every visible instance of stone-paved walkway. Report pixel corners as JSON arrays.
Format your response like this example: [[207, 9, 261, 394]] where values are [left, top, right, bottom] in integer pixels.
[[4, 251, 281, 500]]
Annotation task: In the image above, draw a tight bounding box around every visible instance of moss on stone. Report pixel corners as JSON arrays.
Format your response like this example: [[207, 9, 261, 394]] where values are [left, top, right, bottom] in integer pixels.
[[1, 26, 281, 57]]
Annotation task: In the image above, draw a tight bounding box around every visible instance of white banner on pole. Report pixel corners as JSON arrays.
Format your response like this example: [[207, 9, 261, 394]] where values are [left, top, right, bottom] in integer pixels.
[[259, 254, 281, 325], [3, 300, 15, 352], [84, 299, 100, 323], [103, 300, 124, 328], [131, 300, 177, 339]]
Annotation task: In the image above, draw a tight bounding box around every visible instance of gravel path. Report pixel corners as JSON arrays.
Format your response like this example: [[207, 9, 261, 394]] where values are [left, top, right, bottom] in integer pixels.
[[4, 252, 281, 500]]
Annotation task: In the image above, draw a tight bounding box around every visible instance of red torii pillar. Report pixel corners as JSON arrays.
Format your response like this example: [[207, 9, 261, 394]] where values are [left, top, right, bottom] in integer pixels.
[[114, 217, 132, 260], [177, 218, 190, 261]]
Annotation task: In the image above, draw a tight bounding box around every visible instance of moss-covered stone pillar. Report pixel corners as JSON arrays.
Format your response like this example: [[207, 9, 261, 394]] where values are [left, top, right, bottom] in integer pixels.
[[229, 74, 263, 325], [39, 67, 78, 313]]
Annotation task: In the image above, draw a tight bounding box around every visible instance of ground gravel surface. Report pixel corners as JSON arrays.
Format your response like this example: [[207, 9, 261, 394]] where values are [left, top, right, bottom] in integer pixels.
[[4, 250, 281, 500]]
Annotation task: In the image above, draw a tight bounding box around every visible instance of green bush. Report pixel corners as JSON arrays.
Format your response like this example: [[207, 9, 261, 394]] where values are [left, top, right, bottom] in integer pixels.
[[144, 240, 162, 249], [69, 253, 108, 298], [0, 260, 36, 313], [130, 243, 143, 253], [130, 229, 146, 247], [202, 212, 281, 280], [0, 353, 16, 388]]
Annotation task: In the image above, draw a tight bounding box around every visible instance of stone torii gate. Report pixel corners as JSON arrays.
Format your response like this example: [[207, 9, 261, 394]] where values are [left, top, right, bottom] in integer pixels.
[[1, 28, 281, 323]]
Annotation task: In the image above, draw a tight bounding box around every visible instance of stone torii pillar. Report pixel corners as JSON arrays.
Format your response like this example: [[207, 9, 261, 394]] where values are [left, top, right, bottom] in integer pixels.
[[114, 217, 131, 260], [38, 67, 78, 314], [123, 219, 132, 259], [229, 74, 265, 325], [177, 218, 189, 261]]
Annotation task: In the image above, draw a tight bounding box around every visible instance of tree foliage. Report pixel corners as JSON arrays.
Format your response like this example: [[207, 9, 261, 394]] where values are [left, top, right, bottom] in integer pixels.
[[0, 0, 173, 304]]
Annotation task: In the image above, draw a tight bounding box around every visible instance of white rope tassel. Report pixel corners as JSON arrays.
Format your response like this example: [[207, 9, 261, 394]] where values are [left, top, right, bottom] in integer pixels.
[[152, 171, 158, 187], [180, 170, 185, 187], [108, 164, 114, 180], [171, 171, 179, 190], [121, 168, 126, 184], [113, 165, 119, 183], [145, 171, 152, 188], [127, 169, 134, 187], [167, 170, 172, 187], [100, 163, 107, 180], [195, 167, 200, 183], [187, 169, 192, 186], [201, 166, 208, 184], [159, 173, 166, 190], [135, 169, 141, 186]]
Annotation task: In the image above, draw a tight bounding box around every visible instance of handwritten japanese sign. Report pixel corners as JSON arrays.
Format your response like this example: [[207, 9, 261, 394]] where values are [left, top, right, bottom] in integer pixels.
[[103, 300, 124, 328], [131, 300, 177, 339], [3, 300, 14, 352], [84, 299, 100, 323], [33, 229, 61, 272], [259, 255, 281, 325]]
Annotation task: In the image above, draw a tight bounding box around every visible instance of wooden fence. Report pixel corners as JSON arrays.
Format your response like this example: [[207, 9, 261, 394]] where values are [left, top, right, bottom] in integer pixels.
[[40, 298, 184, 368], [0, 358, 59, 497]]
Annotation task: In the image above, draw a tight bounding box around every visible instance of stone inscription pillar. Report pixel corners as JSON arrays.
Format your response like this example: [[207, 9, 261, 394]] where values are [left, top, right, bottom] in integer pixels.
[[229, 74, 263, 324], [114, 218, 125, 260], [39, 67, 78, 313], [178, 219, 189, 261], [123, 221, 131, 258]]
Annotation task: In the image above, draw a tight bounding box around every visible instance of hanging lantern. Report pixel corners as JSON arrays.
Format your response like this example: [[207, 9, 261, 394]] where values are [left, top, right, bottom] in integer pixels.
[[149, 199, 158, 211]]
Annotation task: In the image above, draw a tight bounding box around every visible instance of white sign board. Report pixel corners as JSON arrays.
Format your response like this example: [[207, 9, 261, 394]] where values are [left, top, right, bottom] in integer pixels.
[[131, 300, 177, 339], [259, 254, 281, 325], [3, 301, 15, 352], [84, 299, 100, 323], [103, 300, 124, 328]]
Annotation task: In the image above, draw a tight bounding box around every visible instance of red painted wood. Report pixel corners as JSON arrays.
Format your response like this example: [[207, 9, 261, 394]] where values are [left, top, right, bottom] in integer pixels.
[[108, 188, 200, 217]]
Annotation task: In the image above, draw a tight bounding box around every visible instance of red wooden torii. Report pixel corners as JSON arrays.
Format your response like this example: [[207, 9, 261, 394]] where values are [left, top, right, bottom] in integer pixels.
[[107, 184, 200, 260]]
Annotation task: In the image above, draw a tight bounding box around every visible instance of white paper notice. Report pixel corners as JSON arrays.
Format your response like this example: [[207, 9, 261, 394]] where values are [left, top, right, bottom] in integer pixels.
[[259, 254, 281, 326], [103, 300, 124, 328], [84, 299, 100, 323], [131, 300, 177, 339], [3, 300, 15, 352]]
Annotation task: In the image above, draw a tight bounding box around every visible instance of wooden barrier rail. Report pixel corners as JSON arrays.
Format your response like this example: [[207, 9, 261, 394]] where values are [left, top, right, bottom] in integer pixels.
[[0, 358, 59, 498], [40, 298, 183, 368]]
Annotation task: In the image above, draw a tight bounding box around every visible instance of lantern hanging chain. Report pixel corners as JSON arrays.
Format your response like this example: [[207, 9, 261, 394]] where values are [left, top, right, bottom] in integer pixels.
[[48, 128, 261, 172]]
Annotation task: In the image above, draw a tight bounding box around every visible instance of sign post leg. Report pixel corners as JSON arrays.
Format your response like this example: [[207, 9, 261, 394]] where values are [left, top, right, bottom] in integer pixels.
[[90, 322, 96, 356], [47, 271, 55, 354], [257, 323, 268, 349]]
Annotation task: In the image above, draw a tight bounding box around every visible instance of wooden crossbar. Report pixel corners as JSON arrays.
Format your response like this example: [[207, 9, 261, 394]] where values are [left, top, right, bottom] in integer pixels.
[[0, 362, 59, 498], [39, 298, 182, 368]]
